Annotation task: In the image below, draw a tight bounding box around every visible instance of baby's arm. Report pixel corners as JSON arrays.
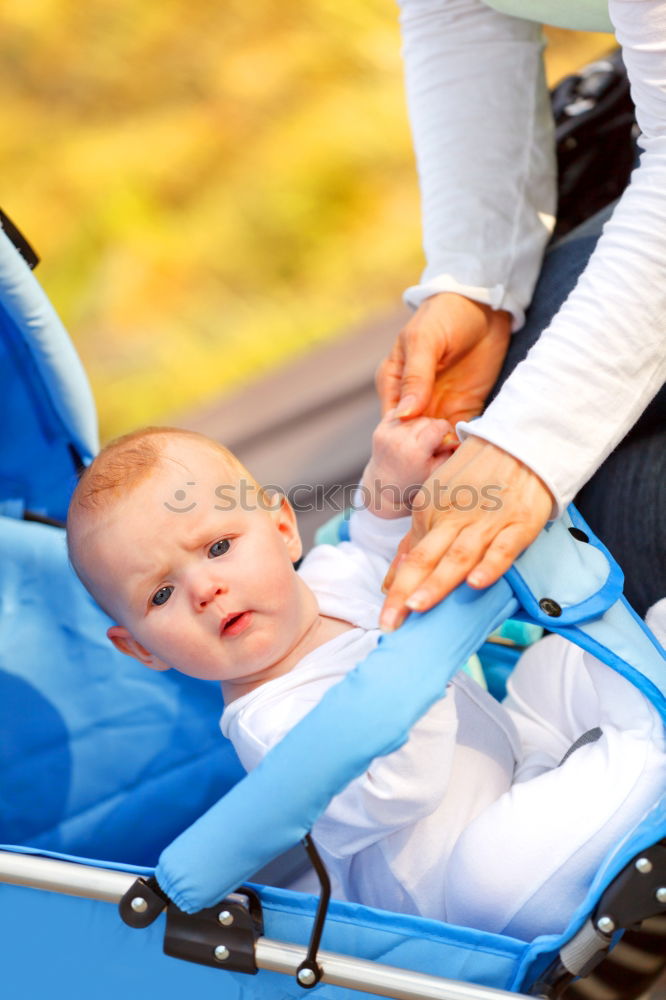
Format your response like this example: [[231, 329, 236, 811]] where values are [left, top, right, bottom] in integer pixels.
[[314, 691, 459, 857], [226, 678, 459, 854], [360, 409, 452, 519], [308, 411, 453, 593]]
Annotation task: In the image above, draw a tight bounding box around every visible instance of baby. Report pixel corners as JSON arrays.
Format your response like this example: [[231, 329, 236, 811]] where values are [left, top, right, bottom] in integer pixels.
[[67, 420, 665, 940]]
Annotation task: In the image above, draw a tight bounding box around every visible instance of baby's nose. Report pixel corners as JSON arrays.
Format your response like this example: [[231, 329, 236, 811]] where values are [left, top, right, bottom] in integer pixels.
[[195, 580, 227, 609]]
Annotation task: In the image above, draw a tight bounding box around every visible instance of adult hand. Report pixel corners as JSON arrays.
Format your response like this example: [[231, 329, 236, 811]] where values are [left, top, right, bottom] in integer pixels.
[[379, 436, 554, 631], [376, 293, 512, 428]]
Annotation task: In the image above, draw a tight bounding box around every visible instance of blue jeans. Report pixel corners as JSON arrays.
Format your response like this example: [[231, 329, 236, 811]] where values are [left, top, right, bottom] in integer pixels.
[[489, 205, 666, 618]]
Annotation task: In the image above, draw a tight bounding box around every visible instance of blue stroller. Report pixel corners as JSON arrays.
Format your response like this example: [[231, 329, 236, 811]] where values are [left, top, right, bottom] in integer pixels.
[[0, 219, 664, 1000]]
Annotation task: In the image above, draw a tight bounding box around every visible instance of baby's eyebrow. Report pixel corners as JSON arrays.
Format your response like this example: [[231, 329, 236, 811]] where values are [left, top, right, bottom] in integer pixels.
[[179, 525, 238, 553], [128, 562, 171, 606]]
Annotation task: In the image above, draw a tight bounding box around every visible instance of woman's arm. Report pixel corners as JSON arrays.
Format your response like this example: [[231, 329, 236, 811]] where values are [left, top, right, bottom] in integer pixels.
[[377, 0, 555, 438], [458, 0, 666, 514], [398, 0, 556, 325], [380, 0, 666, 627]]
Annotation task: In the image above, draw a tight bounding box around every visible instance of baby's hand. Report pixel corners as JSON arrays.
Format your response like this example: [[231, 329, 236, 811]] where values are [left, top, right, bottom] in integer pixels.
[[361, 410, 454, 518]]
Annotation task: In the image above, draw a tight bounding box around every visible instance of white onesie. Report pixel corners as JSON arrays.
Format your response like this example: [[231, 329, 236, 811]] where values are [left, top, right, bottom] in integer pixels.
[[222, 508, 666, 939]]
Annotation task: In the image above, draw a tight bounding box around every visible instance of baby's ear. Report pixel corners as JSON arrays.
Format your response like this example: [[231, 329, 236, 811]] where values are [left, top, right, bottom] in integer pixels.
[[266, 491, 302, 563], [107, 626, 170, 671]]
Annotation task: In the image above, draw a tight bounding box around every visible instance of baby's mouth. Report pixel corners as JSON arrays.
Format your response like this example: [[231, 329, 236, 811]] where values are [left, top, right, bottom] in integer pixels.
[[220, 611, 252, 637]]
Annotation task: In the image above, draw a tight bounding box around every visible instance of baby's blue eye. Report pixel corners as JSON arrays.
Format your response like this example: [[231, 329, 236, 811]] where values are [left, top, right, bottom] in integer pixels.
[[209, 538, 230, 558], [152, 585, 173, 607]]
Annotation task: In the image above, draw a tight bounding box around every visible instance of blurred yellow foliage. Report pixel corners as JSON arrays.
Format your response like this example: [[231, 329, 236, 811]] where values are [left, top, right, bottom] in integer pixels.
[[0, 2, 613, 440]]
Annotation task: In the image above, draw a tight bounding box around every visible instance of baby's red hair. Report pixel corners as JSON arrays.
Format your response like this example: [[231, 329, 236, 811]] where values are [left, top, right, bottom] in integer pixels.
[[70, 426, 247, 512]]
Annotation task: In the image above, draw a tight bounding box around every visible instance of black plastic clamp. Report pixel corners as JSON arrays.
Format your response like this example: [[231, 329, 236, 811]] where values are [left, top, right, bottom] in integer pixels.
[[119, 876, 263, 974], [119, 875, 170, 929], [592, 840, 666, 935], [164, 888, 263, 974]]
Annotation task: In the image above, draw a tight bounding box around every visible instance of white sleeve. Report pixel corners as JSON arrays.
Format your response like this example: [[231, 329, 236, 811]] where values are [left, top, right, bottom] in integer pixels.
[[348, 503, 411, 565], [458, 0, 666, 515], [314, 693, 459, 858], [398, 0, 556, 328], [297, 503, 411, 628], [225, 675, 459, 859]]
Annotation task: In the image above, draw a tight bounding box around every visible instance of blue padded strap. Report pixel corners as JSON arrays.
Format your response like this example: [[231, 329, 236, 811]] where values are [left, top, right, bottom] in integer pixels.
[[506, 508, 624, 626], [508, 507, 665, 718], [547, 598, 666, 720], [157, 580, 518, 912]]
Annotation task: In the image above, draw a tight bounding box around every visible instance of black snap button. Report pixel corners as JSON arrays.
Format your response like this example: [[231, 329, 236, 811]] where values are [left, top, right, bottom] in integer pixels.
[[539, 598, 562, 617], [568, 527, 589, 543]]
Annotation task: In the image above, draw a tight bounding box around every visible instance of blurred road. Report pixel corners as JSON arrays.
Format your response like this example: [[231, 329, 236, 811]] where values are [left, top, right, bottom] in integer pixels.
[[179, 306, 410, 547]]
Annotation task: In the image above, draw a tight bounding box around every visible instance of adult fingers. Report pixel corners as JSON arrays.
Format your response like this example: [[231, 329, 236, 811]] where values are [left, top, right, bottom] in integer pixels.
[[382, 533, 414, 594], [376, 347, 404, 416], [379, 522, 488, 631], [380, 506, 551, 629], [402, 520, 541, 616], [379, 438, 554, 628], [394, 328, 441, 418], [465, 520, 543, 590]]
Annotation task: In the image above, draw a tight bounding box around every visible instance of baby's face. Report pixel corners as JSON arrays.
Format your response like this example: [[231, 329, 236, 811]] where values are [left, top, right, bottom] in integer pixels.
[[83, 438, 317, 696]]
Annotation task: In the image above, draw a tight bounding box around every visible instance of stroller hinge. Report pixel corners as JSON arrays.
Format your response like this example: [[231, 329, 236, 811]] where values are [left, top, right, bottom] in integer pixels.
[[592, 840, 666, 934], [529, 840, 666, 999], [119, 877, 264, 975], [163, 888, 263, 974], [119, 875, 170, 928], [529, 920, 611, 1000]]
